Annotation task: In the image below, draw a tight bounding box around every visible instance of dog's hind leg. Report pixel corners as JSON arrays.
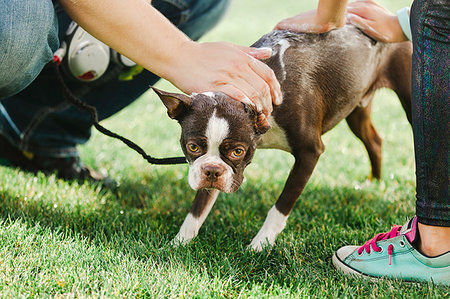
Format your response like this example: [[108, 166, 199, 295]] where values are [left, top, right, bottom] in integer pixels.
[[346, 100, 383, 180], [172, 189, 219, 246]]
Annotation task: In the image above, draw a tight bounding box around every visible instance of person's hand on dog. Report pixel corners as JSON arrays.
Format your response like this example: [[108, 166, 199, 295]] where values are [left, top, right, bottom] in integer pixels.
[[275, 0, 347, 33], [166, 41, 282, 119], [347, 0, 409, 43]]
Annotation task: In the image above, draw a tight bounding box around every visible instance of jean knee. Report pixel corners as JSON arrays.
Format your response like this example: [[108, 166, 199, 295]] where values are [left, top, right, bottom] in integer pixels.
[[153, 0, 230, 40], [0, 0, 59, 99], [187, 0, 231, 21], [182, 0, 231, 40]]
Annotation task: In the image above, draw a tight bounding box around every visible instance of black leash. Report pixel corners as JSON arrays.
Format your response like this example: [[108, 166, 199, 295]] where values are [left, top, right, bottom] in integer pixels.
[[52, 62, 187, 165]]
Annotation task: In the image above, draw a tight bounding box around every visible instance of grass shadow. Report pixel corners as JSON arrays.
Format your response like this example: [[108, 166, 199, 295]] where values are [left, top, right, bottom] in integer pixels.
[[0, 168, 418, 293]]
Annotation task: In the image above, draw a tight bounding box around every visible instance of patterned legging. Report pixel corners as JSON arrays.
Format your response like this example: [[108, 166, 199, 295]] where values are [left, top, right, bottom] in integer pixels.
[[411, 0, 449, 226]]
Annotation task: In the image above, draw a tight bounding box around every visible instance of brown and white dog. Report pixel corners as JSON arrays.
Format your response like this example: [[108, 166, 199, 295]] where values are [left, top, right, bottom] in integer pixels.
[[153, 25, 412, 251]]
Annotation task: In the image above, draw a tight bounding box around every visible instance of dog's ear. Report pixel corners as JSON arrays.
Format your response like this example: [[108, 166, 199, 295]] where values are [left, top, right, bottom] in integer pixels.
[[151, 86, 193, 119], [255, 112, 271, 135]]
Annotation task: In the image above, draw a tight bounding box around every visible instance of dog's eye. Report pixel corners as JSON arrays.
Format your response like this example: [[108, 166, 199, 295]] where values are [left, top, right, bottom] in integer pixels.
[[187, 143, 200, 153], [231, 148, 245, 158]]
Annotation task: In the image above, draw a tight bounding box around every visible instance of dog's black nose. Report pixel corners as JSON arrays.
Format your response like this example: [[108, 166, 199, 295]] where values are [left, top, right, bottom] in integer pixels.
[[202, 165, 224, 182]]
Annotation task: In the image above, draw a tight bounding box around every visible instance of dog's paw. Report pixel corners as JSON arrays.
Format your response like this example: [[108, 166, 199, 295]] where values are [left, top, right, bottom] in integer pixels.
[[170, 234, 192, 247], [171, 214, 201, 248], [170, 237, 183, 248], [248, 236, 272, 252]]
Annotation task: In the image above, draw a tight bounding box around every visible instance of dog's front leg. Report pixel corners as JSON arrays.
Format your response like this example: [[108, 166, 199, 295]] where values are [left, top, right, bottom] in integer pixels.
[[250, 141, 323, 251], [172, 188, 219, 246]]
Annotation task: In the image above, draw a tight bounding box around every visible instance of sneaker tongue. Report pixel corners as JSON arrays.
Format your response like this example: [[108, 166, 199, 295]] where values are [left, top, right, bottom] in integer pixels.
[[399, 216, 418, 243]]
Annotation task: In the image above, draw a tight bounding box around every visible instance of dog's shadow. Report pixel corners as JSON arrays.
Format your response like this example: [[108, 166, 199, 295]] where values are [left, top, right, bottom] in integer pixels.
[[0, 169, 414, 289]]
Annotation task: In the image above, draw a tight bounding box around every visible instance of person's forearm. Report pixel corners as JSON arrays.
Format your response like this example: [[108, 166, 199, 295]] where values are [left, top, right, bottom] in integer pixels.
[[59, 0, 192, 81], [59, 0, 283, 116], [316, 0, 348, 28]]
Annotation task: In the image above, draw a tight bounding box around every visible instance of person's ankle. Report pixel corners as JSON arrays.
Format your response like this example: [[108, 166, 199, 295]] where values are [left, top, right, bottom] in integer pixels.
[[417, 222, 450, 257]]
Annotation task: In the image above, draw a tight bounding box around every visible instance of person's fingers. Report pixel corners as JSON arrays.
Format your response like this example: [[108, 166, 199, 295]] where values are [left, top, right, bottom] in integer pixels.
[[346, 13, 389, 42], [275, 8, 345, 33], [275, 19, 325, 33], [274, 20, 295, 31], [347, 0, 378, 8], [247, 55, 282, 107], [217, 68, 273, 117], [239, 46, 283, 107], [347, 4, 373, 20], [238, 46, 283, 109], [274, 9, 313, 30], [241, 72, 272, 116], [217, 83, 263, 112], [347, 0, 391, 21], [346, 13, 371, 30], [238, 46, 273, 60], [231, 70, 273, 116]]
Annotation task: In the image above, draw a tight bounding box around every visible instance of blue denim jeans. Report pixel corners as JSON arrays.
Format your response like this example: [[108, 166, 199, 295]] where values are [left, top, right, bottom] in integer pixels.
[[410, 0, 449, 227], [0, 0, 230, 157]]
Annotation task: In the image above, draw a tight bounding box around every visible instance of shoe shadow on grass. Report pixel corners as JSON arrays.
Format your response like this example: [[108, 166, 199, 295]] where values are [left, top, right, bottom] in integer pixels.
[[0, 169, 416, 290]]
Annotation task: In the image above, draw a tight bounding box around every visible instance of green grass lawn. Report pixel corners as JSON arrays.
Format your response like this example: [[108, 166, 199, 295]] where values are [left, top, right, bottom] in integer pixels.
[[2, 0, 448, 297]]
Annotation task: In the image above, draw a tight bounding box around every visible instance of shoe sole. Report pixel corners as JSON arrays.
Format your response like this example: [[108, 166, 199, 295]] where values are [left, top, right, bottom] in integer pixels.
[[332, 252, 442, 286], [332, 252, 411, 284], [332, 251, 378, 281]]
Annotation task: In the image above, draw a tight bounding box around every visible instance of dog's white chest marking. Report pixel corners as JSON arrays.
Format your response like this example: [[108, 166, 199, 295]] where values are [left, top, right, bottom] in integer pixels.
[[188, 110, 234, 192], [257, 117, 291, 152]]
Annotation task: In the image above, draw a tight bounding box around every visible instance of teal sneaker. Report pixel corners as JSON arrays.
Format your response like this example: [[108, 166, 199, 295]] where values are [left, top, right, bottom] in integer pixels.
[[332, 217, 450, 285]]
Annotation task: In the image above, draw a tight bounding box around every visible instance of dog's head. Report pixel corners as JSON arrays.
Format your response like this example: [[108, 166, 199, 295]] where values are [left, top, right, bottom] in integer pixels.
[[153, 87, 271, 193]]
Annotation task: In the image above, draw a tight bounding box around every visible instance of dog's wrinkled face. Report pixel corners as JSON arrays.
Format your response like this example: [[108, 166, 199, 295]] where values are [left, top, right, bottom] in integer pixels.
[[153, 88, 270, 193]]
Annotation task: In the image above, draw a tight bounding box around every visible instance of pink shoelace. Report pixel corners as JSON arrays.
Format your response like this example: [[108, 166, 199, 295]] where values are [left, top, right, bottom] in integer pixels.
[[358, 225, 403, 265]]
